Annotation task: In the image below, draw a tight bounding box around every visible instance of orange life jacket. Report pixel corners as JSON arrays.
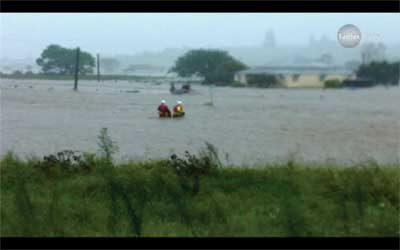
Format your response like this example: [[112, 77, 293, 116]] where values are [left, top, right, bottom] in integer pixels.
[[173, 104, 183, 113]]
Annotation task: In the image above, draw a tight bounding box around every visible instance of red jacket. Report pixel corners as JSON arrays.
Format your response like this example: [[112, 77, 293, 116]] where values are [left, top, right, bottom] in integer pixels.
[[158, 104, 170, 113]]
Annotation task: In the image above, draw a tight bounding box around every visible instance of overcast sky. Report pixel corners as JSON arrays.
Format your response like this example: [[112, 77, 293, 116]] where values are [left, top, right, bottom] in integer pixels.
[[1, 13, 399, 59]]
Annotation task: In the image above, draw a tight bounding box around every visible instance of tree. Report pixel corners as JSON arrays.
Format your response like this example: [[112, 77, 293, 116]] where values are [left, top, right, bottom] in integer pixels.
[[317, 53, 334, 65], [100, 57, 120, 73], [36, 44, 95, 75], [12, 70, 23, 76], [345, 60, 362, 72], [361, 43, 386, 64], [356, 61, 399, 86], [170, 49, 247, 85]]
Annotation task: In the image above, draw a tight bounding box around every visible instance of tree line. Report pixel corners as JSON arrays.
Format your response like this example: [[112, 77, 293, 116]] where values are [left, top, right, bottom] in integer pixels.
[[7, 44, 398, 87], [356, 61, 399, 86]]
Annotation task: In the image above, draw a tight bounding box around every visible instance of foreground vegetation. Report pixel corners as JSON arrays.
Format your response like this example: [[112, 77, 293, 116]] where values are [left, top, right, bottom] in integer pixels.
[[1, 154, 399, 237], [1, 129, 399, 237]]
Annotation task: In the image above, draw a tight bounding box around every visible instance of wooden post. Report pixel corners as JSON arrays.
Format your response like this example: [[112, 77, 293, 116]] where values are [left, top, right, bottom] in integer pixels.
[[74, 47, 80, 91], [209, 85, 214, 105], [97, 53, 100, 82]]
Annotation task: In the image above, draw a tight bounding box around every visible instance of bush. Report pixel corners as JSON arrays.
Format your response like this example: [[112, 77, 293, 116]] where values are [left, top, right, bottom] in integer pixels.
[[231, 81, 246, 88], [35, 150, 96, 176], [324, 79, 343, 88], [246, 74, 281, 88], [168, 142, 221, 196]]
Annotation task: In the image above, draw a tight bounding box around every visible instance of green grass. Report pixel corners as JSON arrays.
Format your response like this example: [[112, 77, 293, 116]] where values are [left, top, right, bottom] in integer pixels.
[[1, 152, 399, 237]]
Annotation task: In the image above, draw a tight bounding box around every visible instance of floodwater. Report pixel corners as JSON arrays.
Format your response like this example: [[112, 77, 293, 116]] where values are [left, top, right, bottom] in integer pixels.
[[1, 79, 399, 166]]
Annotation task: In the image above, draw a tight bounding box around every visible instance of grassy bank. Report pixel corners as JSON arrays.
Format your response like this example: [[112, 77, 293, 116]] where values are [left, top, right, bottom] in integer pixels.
[[1, 150, 399, 237]]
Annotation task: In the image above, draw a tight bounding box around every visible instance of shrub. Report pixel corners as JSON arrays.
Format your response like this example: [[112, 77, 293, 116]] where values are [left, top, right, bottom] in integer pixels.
[[35, 150, 95, 176], [246, 74, 281, 88], [231, 81, 246, 88], [324, 79, 343, 88], [168, 142, 221, 195]]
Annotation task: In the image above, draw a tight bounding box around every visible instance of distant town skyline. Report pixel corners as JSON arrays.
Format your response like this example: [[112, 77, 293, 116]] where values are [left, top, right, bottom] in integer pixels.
[[1, 13, 400, 60]]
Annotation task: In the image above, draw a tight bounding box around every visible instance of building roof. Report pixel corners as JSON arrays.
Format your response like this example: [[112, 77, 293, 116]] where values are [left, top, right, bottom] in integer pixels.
[[237, 65, 352, 76]]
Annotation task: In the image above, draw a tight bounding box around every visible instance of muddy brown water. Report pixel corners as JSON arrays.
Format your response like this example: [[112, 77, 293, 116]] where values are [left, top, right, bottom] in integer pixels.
[[1, 79, 399, 166]]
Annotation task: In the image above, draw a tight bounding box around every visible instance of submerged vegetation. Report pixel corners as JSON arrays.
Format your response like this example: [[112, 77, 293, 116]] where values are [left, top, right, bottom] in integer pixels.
[[0, 129, 399, 237], [0, 72, 169, 82]]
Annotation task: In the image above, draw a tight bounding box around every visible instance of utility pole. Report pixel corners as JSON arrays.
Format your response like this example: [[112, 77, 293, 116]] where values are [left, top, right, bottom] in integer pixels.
[[97, 53, 100, 82], [74, 47, 80, 91]]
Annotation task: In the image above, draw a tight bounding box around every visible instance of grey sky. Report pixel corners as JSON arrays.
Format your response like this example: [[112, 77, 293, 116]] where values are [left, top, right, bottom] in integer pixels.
[[1, 13, 399, 59]]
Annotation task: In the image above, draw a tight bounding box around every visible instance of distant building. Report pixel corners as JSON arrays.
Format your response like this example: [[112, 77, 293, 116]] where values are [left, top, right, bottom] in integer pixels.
[[234, 65, 353, 88], [308, 35, 316, 46], [263, 29, 276, 48]]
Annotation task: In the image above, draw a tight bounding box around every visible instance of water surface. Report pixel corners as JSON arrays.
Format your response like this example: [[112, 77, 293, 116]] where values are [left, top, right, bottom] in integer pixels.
[[1, 79, 399, 165]]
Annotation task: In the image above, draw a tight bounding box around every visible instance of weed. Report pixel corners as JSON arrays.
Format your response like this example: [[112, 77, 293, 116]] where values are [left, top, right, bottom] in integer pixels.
[[97, 128, 119, 162], [13, 175, 36, 236], [168, 143, 220, 196]]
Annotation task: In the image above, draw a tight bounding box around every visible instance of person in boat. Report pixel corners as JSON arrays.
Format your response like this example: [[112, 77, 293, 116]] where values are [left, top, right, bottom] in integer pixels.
[[173, 100, 185, 117], [182, 84, 191, 92], [157, 100, 171, 118], [170, 83, 176, 93]]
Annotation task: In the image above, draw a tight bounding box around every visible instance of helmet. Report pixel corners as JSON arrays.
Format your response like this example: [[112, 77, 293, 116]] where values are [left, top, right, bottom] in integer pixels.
[[177, 101, 182, 104], [161, 100, 166, 104]]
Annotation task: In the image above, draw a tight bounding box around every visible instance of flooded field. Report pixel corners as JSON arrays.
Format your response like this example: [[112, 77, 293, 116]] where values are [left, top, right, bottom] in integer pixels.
[[1, 79, 399, 165]]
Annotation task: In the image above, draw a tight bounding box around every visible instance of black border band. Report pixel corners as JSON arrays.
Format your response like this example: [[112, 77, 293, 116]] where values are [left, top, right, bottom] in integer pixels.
[[1, 237, 400, 249], [1, 0, 399, 13]]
